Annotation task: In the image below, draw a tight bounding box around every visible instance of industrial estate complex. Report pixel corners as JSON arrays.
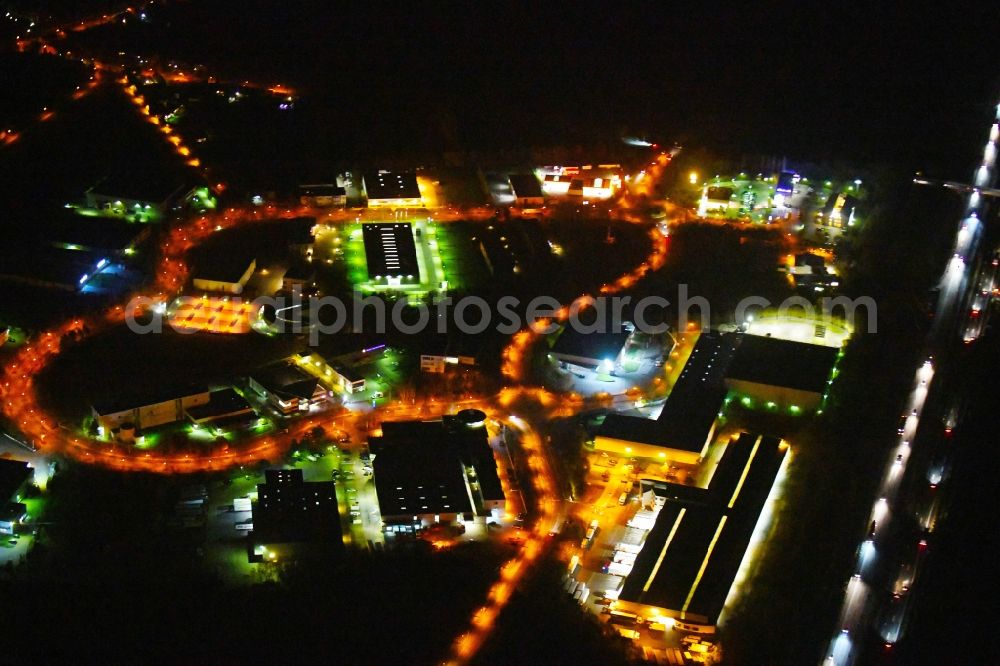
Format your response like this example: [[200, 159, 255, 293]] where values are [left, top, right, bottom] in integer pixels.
[[0, 3, 994, 664]]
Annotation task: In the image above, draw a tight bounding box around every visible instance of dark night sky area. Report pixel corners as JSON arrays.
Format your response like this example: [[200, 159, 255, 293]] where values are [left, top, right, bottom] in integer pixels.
[[20, 0, 1000, 174]]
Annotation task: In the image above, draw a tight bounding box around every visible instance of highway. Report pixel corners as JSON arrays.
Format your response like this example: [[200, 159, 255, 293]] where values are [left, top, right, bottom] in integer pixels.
[[823, 98, 1000, 665]]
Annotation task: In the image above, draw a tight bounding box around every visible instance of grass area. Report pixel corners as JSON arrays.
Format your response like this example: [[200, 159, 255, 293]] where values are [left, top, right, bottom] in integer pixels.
[[35, 323, 301, 421]]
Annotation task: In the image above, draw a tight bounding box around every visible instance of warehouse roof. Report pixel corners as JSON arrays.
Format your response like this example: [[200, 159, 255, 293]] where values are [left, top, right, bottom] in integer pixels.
[[620, 433, 787, 623], [508, 174, 543, 199], [250, 362, 319, 401], [0, 459, 32, 503], [253, 468, 341, 546], [726, 334, 839, 394], [361, 222, 419, 279], [363, 172, 421, 201], [598, 331, 738, 454]]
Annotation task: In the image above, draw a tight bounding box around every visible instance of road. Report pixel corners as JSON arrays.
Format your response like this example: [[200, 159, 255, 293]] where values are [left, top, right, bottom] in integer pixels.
[[823, 98, 1000, 666]]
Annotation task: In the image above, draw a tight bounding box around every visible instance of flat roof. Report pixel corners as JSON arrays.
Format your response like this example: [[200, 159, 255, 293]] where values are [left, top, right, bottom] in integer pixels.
[[0, 459, 32, 503], [0, 246, 106, 289], [88, 173, 189, 205], [92, 385, 209, 416], [508, 174, 543, 199], [620, 433, 787, 623], [361, 222, 420, 279], [364, 172, 421, 201], [185, 388, 254, 422], [598, 331, 738, 453], [369, 417, 502, 517], [253, 468, 342, 546], [299, 184, 346, 197], [726, 334, 839, 394], [48, 216, 149, 252], [192, 253, 256, 285], [250, 362, 319, 401], [550, 326, 630, 366]]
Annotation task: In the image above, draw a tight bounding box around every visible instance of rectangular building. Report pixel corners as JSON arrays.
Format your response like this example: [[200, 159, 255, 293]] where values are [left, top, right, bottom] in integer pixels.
[[361, 222, 420, 282], [725, 334, 840, 411], [615, 433, 788, 631], [595, 331, 739, 464], [369, 415, 504, 531], [363, 172, 423, 208], [192, 256, 256, 295], [184, 387, 256, 427], [92, 386, 210, 432], [249, 362, 328, 415], [250, 468, 342, 562], [298, 183, 347, 208]]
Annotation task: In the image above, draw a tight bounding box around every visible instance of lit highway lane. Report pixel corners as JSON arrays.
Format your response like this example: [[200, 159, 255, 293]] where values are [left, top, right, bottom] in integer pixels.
[[824, 360, 933, 664], [826, 98, 999, 666]]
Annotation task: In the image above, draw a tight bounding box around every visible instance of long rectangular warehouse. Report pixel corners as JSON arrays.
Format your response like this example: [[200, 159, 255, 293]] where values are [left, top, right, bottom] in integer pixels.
[[361, 222, 420, 281], [615, 432, 788, 629]]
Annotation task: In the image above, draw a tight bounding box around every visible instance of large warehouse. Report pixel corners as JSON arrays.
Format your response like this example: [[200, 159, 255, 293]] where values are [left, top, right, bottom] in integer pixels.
[[595, 331, 739, 464], [614, 433, 789, 631], [363, 172, 423, 208], [92, 386, 211, 433], [250, 468, 342, 562], [725, 334, 840, 411], [369, 413, 505, 532], [361, 222, 420, 283]]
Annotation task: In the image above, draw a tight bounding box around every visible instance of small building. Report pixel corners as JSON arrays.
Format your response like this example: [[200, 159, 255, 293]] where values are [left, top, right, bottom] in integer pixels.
[[298, 183, 347, 208], [192, 256, 256, 295], [295, 351, 366, 394], [184, 387, 256, 427], [84, 174, 193, 222], [250, 468, 342, 562], [363, 171, 423, 208], [0, 247, 121, 292], [49, 216, 152, 257], [92, 386, 211, 433], [420, 335, 478, 373], [724, 334, 840, 411], [361, 222, 420, 284], [508, 174, 545, 208], [0, 458, 33, 535], [369, 414, 504, 532], [541, 173, 572, 197], [549, 324, 631, 373], [249, 362, 329, 415]]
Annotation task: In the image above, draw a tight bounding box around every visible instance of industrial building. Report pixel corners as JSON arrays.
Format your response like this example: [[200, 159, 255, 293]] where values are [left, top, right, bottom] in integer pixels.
[[596, 330, 841, 461], [363, 171, 423, 208], [184, 388, 256, 428], [508, 174, 545, 208], [361, 222, 420, 283], [419, 335, 479, 373], [49, 215, 152, 257], [595, 331, 739, 464], [249, 362, 330, 415], [84, 174, 194, 222], [725, 335, 840, 411], [614, 433, 789, 631], [0, 458, 33, 535], [298, 183, 347, 208], [191, 256, 257, 295], [91, 386, 211, 435], [250, 468, 342, 562], [549, 324, 632, 373], [369, 411, 505, 532], [295, 350, 367, 394]]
